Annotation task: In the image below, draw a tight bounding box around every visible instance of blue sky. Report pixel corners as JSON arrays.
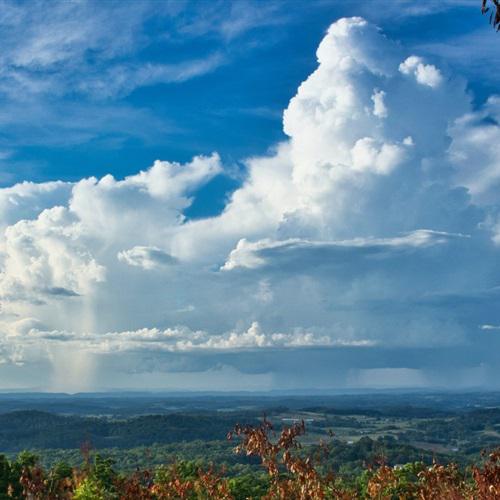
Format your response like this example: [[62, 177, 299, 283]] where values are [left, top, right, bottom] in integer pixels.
[[1, 0, 500, 392], [2, 1, 497, 198]]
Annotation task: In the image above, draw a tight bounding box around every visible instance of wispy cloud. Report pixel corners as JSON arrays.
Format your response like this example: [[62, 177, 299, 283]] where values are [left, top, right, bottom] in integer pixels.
[[480, 324, 500, 330], [174, 0, 291, 41], [353, 0, 478, 20], [418, 28, 500, 83], [0, 1, 227, 101], [75, 53, 226, 99], [0, 0, 297, 173], [0, 101, 173, 148]]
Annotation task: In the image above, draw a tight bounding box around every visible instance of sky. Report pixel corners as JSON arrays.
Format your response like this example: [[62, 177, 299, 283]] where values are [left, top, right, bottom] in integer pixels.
[[0, 0, 500, 392]]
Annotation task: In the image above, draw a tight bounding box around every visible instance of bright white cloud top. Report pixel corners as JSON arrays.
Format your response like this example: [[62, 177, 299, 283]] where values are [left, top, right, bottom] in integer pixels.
[[1, 17, 500, 391]]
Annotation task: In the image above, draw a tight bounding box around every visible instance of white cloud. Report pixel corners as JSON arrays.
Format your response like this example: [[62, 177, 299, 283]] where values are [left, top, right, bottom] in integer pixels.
[[354, 0, 477, 20], [480, 324, 500, 331], [399, 56, 443, 88], [176, 0, 290, 41], [0, 180, 71, 228], [277, 17, 468, 242], [0, 206, 105, 302], [371, 89, 388, 118], [7, 321, 341, 354], [0, 1, 226, 101], [0, 153, 220, 311], [69, 153, 222, 244], [76, 53, 226, 99], [0, 16, 499, 390], [351, 137, 406, 175]]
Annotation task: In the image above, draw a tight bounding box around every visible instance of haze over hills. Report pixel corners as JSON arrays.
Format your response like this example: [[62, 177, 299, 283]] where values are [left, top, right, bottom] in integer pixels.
[[0, 390, 500, 415]]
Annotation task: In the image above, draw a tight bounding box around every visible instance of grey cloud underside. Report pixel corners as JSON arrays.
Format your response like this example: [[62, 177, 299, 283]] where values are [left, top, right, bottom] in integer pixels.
[[42, 287, 80, 297], [117, 246, 178, 270], [0, 16, 500, 390]]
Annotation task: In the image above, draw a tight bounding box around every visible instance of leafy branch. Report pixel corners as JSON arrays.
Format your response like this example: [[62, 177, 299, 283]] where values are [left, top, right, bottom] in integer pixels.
[[482, 0, 500, 30]]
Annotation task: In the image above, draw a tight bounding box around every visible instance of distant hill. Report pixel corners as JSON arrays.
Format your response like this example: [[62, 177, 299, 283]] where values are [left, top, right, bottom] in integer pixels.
[[0, 410, 258, 451]]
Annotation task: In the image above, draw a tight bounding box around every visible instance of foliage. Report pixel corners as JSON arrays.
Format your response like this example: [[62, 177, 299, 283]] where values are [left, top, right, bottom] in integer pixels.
[[482, 0, 500, 30], [0, 420, 497, 498]]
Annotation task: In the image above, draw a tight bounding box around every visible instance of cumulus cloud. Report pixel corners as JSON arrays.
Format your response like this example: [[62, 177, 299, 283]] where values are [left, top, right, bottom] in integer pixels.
[[20, 321, 341, 353], [69, 153, 222, 241], [371, 89, 388, 118], [0, 206, 105, 302], [0, 181, 72, 229], [0, 16, 500, 390], [399, 56, 443, 88], [277, 17, 471, 244]]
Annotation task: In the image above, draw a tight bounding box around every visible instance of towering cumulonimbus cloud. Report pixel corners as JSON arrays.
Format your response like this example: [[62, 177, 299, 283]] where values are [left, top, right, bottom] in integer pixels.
[[1, 17, 500, 391]]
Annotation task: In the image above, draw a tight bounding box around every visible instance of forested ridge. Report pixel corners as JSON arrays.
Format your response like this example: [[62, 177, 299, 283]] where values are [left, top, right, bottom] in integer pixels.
[[0, 411, 258, 451]]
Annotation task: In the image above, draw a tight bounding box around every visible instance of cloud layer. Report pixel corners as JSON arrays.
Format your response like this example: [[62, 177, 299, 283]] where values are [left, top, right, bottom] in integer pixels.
[[1, 16, 500, 391]]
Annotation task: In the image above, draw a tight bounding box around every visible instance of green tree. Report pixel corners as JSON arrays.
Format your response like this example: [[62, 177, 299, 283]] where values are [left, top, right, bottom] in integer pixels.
[[0, 455, 12, 500]]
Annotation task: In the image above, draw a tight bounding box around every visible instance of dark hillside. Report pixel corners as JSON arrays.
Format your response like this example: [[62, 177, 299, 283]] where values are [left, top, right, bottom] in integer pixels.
[[0, 410, 259, 451]]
